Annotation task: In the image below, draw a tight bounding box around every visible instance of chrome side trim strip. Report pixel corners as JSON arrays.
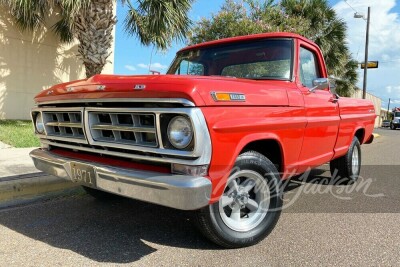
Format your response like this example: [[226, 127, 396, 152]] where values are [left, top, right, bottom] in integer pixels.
[[37, 98, 196, 107]]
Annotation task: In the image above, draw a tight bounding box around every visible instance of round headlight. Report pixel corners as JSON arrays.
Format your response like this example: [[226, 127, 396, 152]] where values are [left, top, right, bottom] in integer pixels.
[[35, 113, 45, 134], [167, 116, 193, 149]]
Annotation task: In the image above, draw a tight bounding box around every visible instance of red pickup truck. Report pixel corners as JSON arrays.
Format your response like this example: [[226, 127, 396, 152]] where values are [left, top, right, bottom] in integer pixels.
[[30, 33, 375, 248]]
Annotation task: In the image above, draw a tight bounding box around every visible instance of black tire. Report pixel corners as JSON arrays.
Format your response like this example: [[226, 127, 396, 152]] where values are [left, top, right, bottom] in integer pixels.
[[194, 151, 282, 248], [390, 123, 397, 130], [330, 137, 361, 184], [82, 186, 120, 201]]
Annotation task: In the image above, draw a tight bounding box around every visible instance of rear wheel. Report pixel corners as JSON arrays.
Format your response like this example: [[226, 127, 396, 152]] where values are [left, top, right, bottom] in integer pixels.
[[330, 137, 361, 184], [194, 151, 282, 248]]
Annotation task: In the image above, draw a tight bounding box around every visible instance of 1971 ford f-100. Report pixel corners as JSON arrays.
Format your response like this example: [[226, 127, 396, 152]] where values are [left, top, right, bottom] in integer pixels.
[[30, 32, 375, 248]]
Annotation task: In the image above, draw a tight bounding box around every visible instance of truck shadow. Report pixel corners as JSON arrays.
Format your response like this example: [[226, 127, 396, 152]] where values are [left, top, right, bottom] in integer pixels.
[[0, 193, 220, 264], [283, 167, 334, 192], [0, 164, 395, 263]]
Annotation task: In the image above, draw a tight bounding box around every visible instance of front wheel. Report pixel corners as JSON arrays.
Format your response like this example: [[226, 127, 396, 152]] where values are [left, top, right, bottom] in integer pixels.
[[194, 151, 282, 248], [330, 137, 361, 184], [390, 123, 397, 130]]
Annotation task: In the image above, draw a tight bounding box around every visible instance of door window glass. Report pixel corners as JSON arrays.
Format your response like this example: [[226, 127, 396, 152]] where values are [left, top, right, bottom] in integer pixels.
[[299, 47, 320, 88]]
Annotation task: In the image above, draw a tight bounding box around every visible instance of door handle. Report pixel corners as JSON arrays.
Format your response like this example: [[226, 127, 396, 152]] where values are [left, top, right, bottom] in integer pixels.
[[329, 97, 338, 103]]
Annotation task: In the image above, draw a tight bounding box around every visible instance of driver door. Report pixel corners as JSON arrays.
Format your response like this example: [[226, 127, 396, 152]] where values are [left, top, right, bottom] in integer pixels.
[[297, 44, 340, 169]]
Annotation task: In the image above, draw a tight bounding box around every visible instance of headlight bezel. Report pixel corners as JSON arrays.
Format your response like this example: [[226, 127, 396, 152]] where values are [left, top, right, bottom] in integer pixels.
[[34, 112, 45, 134], [166, 115, 194, 150]]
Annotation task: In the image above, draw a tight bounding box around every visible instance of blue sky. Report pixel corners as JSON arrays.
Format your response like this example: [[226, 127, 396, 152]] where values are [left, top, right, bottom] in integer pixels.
[[114, 0, 230, 75], [113, 0, 400, 109]]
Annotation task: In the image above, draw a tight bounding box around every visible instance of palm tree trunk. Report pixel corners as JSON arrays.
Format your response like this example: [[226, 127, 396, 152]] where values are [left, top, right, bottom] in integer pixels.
[[75, 0, 116, 78]]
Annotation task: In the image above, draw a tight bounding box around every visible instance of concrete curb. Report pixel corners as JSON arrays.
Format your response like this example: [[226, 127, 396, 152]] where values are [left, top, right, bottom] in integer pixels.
[[0, 172, 79, 202], [0, 141, 11, 149]]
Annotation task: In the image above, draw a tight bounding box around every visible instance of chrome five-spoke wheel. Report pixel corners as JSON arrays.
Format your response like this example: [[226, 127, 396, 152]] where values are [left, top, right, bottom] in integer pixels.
[[219, 170, 270, 232], [194, 151, 282, 248]]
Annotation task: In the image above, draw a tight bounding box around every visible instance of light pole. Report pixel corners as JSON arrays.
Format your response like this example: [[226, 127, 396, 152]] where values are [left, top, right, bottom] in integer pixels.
[[354, 7, 370, 99]]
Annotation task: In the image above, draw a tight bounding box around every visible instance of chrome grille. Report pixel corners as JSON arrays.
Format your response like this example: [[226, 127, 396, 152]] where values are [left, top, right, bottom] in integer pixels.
[[41, 109, 86, 142], [32, 102, 212, 165], [88, 112, 158, 147]]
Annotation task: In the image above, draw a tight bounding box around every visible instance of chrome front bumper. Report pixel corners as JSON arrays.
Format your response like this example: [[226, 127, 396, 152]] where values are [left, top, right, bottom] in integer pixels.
[[30, 149, 212, 210]]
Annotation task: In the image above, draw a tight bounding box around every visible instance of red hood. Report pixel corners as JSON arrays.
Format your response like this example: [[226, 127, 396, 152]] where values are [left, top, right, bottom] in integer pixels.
[[34, 74, 291, 106]]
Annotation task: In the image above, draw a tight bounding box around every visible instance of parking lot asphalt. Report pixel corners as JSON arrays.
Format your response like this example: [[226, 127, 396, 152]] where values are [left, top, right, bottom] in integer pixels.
[[0, 128, 399, 266]]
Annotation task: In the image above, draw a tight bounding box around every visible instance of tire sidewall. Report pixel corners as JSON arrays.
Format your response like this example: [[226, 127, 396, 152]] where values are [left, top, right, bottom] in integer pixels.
[[207, 153, 283, 246], [346, 138, 361, 181]]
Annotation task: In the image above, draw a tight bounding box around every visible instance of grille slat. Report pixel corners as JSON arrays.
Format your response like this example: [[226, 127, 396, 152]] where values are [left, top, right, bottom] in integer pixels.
[[45, 122, 82, 128], [91, 124, 156, 133], [88, 112, 158, 147], [42, 110, 85, 140]]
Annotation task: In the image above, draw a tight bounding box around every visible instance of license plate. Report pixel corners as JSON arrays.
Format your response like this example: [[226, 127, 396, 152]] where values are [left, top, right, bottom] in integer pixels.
[[70, 162, 96, 187]]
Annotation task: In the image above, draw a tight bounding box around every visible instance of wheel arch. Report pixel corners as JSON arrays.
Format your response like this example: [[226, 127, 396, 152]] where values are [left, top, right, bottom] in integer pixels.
[[354, 128, 365, 144], [238, 136, 284, 174]]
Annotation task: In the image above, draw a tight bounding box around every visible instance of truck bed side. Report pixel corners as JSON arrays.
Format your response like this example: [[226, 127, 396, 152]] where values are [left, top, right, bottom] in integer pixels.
[[333, 97, 376, 159]]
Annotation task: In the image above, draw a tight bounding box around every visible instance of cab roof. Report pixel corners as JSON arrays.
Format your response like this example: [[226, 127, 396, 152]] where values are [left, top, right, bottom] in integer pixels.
[[179, 32, 317, 53]]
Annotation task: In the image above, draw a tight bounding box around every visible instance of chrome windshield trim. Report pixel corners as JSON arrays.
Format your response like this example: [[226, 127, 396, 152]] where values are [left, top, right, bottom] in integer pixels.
[[37, 98, 196, 107]]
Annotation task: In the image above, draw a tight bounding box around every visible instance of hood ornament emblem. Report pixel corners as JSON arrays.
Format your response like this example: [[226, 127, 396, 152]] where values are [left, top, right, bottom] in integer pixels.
[[134, 84, 146, 90], [97, 85, 106, 91]]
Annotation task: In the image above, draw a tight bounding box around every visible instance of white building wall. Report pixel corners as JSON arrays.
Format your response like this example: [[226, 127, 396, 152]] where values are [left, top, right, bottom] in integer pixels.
[[0, 7, 115, 120]]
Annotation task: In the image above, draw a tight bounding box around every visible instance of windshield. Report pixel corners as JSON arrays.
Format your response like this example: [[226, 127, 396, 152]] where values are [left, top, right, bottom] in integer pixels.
[[395, 112, 400, 117], [167, 39, 293, 80]]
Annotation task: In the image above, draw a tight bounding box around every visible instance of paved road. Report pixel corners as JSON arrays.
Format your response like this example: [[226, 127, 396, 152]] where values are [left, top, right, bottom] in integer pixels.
[[0, 128, 399, 266]]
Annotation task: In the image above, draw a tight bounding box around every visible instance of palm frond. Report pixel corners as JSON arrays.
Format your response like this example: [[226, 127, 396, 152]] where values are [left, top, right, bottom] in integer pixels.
[[0, 0, 50, 31], [51, 16, 74, 43], [124, 0, 193, 50]]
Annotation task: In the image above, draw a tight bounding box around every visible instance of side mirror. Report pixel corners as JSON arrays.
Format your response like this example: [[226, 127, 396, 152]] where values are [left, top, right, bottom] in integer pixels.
[[310, 78, 329, 92]]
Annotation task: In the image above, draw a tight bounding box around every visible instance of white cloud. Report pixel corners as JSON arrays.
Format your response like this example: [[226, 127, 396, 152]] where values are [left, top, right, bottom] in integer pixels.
[[333, 1, 400, 107], [124, 65, 136, 72], [386, 85, 400, 94], [137, 62, 168, 70], [334, 0, 400, 62], [391, 99, 400, 105]]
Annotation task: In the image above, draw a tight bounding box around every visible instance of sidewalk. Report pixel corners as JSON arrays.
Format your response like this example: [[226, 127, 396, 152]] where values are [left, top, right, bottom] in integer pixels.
[[0, 147, 40, 177], [0, 143, 78, 204]]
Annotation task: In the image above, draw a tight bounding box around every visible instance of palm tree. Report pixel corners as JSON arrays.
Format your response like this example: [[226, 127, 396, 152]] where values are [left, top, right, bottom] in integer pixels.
[[190, 0, 357, 96], [0, 0, 193, 78], [281, 0, 358, 96]]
